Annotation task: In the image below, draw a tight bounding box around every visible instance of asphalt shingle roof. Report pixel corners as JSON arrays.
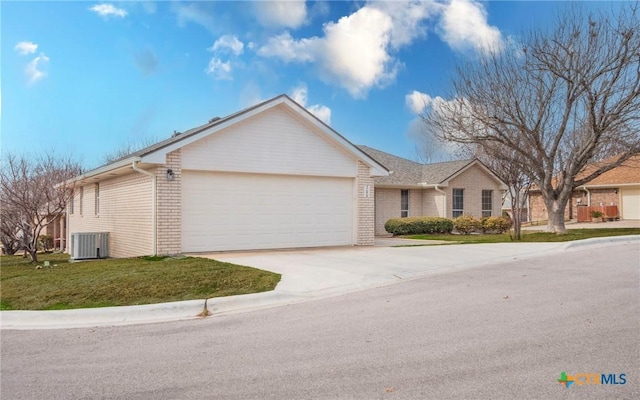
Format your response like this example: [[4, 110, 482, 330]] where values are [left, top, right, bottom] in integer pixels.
[[357, 145, 474, 186], [578, 154, 640, 185]]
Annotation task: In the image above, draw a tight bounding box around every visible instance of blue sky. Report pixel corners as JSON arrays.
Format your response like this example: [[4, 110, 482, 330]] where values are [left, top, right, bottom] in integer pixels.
[[2, 1, 618, 169]]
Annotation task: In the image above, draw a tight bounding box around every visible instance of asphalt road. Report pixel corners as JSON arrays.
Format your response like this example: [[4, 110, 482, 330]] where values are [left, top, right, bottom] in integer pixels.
[[1, 243, 638, 400]]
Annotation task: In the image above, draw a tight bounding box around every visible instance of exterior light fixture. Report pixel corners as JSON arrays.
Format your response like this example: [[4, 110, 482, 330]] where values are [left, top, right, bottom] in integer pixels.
[[166, 168, 175, 181]]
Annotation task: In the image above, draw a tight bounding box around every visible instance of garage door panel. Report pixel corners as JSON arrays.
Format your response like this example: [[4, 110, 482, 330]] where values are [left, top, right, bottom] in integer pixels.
[[621, 188, 640, 220], [182, 172, 354, 252]]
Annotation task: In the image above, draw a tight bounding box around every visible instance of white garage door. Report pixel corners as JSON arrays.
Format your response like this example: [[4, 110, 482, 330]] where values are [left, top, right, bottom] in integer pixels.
[[621, 188, 640, 220], [182, 171, 354, 252]]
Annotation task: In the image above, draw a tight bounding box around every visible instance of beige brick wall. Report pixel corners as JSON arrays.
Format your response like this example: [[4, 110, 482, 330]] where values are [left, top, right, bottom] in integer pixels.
[[446, 167, 503, 218], [530, 189, 618, 222], [356, 161, 375, 245], [590, 189, 619, 207], [374, 188, 425, 235], [156, 150, 182, 255], [421, 188, 445, 217], [374, 188, 399, 235], [68, 171, 153, 258]]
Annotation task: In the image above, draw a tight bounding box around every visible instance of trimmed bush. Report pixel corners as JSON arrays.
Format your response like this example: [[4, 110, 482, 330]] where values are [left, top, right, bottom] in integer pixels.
[[453, 215, 481, 234], [384, 217, 453, 235], [38, 235, 54, 252], [480, 216, 512, 234]]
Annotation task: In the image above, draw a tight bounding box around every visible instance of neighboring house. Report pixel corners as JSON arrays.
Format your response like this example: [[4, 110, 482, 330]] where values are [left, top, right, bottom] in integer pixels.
[[44, 212, 66, 252], [65, 95, 388, 258], [529, 155, 640, 222], [357, 146, 508, 236]]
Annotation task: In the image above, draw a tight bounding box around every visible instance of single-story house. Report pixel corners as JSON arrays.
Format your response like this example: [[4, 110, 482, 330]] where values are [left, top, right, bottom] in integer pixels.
[[66, 95, 388, 257], [357, 146, 508, 236], [529, 155, 640, 222], [64, 94, 507, 258]]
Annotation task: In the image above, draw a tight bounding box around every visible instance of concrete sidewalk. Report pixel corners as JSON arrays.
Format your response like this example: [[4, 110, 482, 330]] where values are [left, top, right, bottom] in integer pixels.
[[1, 235, 638, 330]]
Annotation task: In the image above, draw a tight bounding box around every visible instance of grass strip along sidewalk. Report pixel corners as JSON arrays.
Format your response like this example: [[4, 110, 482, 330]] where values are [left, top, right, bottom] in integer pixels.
[[0, 254, 280, 311], [406, 228, 640, 244]]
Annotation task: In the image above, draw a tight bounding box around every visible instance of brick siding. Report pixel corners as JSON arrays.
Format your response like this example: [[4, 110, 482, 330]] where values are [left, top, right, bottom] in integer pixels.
[[356, 161, 375, 245], [156, 149, 182, 255]]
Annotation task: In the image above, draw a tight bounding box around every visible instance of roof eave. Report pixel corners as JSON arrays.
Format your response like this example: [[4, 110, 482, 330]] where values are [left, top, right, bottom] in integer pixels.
[[57, 156, 142, 187]]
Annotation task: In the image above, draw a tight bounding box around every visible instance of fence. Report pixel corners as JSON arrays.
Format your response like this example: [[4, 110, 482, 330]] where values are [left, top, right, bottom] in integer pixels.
[[576, 205, 619, 222]]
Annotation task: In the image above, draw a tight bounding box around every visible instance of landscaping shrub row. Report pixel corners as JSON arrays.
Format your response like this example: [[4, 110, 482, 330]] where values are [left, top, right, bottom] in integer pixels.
[[384, 217, 454, 235], [385, 215, 512, 235]]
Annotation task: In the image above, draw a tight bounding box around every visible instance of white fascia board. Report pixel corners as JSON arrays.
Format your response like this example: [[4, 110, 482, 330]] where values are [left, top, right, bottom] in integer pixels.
[[582, 183, 640, 189], [55, 157, 141, 187], [443, 160, 508, 190]]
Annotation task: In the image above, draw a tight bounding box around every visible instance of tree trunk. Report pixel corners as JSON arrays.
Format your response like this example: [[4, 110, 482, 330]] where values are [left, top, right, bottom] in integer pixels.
[[27, 248, 38, 263], [545, 197, 568, 233]]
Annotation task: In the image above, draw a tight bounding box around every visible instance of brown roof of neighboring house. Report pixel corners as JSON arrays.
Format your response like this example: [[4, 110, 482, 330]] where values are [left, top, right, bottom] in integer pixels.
[[357, 145, 477, 186], [578, 154, 640, 186]]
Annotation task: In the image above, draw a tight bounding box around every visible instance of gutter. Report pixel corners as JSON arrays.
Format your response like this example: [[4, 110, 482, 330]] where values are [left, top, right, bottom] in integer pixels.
[[132, 161, 157, 255], [55, 157, 140, 188]]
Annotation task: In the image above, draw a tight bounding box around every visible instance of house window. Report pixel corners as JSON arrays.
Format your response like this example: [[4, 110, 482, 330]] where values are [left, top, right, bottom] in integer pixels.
[[482, 190, 493, 217], [69, 190, 75, 215], [79, 187, 84, 215], [452, 188, 464, 218], [94, 183, 100, 215], [401, 190, 409, 218]]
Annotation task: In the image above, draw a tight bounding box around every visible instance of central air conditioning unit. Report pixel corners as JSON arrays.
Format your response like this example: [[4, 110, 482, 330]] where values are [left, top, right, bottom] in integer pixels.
[[71, 232, 109, 260]]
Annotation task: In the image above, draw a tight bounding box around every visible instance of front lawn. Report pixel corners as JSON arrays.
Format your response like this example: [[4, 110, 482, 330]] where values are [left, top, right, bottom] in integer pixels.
[[406, 228, 640, 244], [0, 253, 280, 310]]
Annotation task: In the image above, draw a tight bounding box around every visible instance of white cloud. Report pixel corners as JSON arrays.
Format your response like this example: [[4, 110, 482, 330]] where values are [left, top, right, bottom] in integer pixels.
[[205, 58, 232, 80], [320, 7, 396, 98], [89, 3, 128, 18], [259, 3, 440, 98], [211, 35, 244, 56], [15, 41, 38, 55], [438, 0, 502, 54], [25, 52, 50, 84], [406, 90, 440, 115], [173, 2, 215, 32], [290, 85, 307, 106], [368, 1, 440, 49], [259, 1, 504, 97], [289, 84, 332, 125], [206, 35, 244, 80], [255, 0, 307, 29], [258, 32, 319, 63], [307, 104, 332, 125]]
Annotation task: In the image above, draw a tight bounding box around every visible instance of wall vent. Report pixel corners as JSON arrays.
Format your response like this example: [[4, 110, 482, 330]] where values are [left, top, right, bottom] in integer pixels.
[[71, 232, 109, 260]]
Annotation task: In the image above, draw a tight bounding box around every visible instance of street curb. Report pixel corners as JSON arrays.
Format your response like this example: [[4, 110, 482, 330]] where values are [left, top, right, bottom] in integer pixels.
[[2, 237, 638, 330], [562, 234, 640, 250]]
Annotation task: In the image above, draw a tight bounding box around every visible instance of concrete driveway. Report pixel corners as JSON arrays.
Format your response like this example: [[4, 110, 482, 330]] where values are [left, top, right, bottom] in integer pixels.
[[2, 235, 638, 330], [203, 235, 638, 298]]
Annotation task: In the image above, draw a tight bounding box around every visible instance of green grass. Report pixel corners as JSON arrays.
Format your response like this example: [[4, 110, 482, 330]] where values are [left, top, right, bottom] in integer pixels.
[[406, 228, 640, 244], [0, 253, 280, 311]]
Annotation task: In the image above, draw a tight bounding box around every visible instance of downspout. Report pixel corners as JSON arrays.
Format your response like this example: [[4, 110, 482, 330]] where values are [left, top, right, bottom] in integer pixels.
[[582, 186, 591, 206], [66, 205, 70, 254], [527, 192, 532, 223], [132, 161, 157, 255], [434, 185, 447, 218]]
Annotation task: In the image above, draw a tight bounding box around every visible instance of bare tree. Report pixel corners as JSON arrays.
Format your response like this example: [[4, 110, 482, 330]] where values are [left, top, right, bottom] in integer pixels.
[[0, 153, 82, 263], [101, 136, 159, 165], [0, 204, 20, 255], [421, 4, 640, 233], [469, 143, 531, 240]]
